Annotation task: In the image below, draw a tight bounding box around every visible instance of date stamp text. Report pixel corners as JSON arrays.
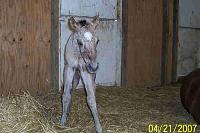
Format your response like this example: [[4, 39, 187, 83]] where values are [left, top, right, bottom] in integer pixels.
[[148, 124, 197, 133]]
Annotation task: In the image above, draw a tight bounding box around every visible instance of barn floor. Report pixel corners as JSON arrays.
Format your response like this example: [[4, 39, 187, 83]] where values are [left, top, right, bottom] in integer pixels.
[[0, 85, 199, 132], [35, 85, 200, 133]]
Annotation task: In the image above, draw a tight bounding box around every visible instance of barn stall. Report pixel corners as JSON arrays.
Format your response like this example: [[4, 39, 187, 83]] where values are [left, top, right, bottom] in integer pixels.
[[0, 0, 200, 132]]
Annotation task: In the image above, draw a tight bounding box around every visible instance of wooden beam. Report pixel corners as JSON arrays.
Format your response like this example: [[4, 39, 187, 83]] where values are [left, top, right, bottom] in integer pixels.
[[172, 0, 179, 83], [161, 0, 169, 85], [121, 0, 128, 87], [51, 0, 59, 89]]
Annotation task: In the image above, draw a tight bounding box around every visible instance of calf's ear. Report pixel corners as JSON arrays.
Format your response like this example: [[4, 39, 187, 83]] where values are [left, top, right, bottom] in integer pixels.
[[68, 17, 81, 32], [89, 14, 100, 30]]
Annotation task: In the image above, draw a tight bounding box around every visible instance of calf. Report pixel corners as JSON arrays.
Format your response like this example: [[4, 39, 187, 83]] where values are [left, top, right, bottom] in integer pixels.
[[60, 15, 102, 133]]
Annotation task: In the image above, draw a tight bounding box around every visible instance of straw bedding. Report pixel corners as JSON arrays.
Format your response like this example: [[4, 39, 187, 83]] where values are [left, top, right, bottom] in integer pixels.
[[0, 92, 57, 133], [0, 86, 199, 133]]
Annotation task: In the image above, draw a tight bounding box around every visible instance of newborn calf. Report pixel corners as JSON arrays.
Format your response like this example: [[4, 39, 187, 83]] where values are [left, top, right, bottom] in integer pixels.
[[60, 15, 102, 133]]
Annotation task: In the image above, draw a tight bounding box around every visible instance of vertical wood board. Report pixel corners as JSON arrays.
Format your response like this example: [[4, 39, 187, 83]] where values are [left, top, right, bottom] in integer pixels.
[[0, 0, 51, 94], [127, 0, 163, 87]]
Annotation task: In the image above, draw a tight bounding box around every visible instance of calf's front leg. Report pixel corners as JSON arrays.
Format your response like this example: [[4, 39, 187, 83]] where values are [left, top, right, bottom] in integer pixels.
[[81, 71, 102, 133], [61, 66, 75, 126]]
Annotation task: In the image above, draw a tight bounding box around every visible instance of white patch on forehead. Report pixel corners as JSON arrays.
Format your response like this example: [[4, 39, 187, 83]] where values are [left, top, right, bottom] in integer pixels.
[[84, 32, 93, 41]]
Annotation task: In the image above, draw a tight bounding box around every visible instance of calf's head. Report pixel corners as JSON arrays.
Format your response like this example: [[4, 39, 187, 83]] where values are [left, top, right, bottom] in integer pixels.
[[68, 15, 100, 73]]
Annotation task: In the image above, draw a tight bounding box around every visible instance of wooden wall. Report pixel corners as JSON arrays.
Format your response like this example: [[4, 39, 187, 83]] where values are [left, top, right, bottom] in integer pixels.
[[124, 0, 176, 87], [126, 0, 163, 87], [0, 0, 51, 95]]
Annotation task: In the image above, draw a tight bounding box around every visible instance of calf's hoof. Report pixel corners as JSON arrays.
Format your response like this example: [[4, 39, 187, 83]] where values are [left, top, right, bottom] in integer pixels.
[[60, 116, 66, 127], [96, 126, 103, 133]]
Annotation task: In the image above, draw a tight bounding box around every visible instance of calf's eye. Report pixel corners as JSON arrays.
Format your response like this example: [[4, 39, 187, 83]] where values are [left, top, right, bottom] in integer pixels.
[[77, 39, 83, 46]]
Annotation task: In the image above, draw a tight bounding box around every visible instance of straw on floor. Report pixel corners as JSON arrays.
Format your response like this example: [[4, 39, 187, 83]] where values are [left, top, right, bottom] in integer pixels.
[[0, 86, 199, 133]]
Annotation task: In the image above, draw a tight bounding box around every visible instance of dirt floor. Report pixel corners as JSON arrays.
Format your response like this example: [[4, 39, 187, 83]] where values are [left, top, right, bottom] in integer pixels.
[[35, 85, 200, 133]]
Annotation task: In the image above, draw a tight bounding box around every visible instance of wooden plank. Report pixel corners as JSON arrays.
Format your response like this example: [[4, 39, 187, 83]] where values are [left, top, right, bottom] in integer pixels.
[[166, 0, 174, 84], [121, 0, 128, 86], [127, 0, 163, 87], [0, 0, 51, 95], [162, 0, 178, 85], [51, 0, 59, 90], [161, 0, 168, 85], [172, 0, 179, 82]]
